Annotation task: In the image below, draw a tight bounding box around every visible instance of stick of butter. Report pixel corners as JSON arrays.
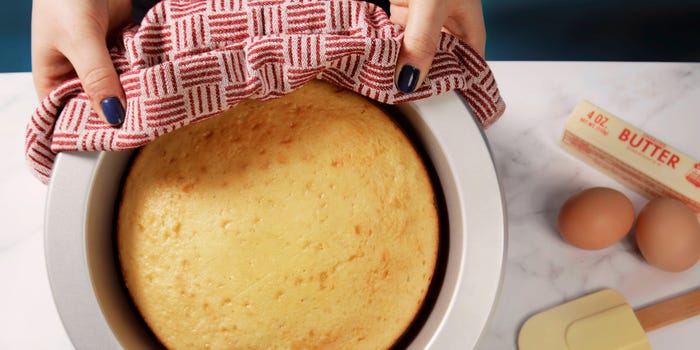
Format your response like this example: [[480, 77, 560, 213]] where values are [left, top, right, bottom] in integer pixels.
[[561, 100, 700, 217]]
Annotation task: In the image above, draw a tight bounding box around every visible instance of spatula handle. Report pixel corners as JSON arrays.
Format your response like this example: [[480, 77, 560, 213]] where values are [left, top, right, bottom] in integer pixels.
[[634, 288, 700, 332]]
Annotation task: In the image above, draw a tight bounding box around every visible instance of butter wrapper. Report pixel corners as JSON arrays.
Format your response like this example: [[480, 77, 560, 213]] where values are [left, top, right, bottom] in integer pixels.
[[561, 100, 700, 217]]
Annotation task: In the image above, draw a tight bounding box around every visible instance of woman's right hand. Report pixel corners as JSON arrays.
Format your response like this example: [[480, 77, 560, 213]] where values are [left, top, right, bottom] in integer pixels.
[[31, 0, 132, 126], [390, 0, 487, 94]]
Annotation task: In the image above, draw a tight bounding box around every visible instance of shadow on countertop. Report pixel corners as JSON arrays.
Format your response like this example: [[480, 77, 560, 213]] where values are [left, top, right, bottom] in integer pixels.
[[1, 0, 698, 73]]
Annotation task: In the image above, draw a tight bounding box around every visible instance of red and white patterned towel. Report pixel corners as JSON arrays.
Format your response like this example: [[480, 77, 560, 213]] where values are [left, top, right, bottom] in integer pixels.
[[26, 0, 505, 184]]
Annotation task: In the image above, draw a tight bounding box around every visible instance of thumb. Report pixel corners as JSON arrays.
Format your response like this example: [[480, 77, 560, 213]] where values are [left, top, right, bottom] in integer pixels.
[[394, 0, 446, 93], [66, 34, 126, 126]]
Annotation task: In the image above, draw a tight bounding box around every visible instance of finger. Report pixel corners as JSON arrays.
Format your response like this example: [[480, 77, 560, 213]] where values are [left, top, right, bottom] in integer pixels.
[[31, 4, 78, 101], [65, 33, 126, 126], [444, 1, 487, 56], [389, 0, 408, 7], [388, 4, 408, 26], [395, 0, 446, 93], [391, 3, 485, 55], [31, 49, 77, 100]]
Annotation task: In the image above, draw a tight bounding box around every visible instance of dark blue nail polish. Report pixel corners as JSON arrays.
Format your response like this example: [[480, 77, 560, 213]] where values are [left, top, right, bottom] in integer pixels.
[[397, 64, 420, 93], [100, 97, 125, 126]]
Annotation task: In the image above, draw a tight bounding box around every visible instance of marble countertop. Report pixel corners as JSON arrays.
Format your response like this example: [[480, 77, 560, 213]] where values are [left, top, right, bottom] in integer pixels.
[[1, 61, 699, 349]]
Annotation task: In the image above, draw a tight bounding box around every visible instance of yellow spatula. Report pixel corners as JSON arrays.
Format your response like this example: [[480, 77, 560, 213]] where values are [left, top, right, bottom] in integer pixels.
[[518, 288, 700, 350]]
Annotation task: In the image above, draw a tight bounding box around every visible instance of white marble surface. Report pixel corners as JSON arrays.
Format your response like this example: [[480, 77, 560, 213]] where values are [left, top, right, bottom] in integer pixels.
[[1, 62, 699, 349]]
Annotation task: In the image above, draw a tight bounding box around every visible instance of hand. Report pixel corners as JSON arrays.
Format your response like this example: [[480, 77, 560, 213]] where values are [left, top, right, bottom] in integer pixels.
[[31, 0, 132, 126], [390, 0, 486, 93]]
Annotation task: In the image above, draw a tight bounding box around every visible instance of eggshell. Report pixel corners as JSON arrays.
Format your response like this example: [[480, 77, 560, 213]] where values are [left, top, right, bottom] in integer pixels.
[[558, 187, 635, 250], [635, 197, 700, 272]]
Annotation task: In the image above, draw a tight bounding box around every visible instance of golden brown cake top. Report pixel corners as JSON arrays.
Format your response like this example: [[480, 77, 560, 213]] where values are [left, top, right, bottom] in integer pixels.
[[118, 80, 439, 350]]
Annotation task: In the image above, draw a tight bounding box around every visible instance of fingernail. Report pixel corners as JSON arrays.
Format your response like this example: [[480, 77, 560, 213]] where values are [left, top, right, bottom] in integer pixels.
[[397, 64, 420, 93], [100, 97, 125, 126]]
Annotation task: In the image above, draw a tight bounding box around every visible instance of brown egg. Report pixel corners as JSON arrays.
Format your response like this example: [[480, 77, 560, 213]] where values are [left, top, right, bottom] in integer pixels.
[[635, 197, 700, 272], [558, 187, 635, 250]]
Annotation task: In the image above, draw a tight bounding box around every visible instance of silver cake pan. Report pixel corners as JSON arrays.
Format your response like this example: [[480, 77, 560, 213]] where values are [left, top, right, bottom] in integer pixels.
[[45, 91, 506, 349]]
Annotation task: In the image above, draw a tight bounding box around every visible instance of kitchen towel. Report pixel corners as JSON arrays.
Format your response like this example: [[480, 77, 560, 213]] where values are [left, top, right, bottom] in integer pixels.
[[26, 0, 505, 184]]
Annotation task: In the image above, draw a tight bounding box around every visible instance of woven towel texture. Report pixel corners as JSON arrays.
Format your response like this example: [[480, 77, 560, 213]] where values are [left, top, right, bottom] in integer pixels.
[[26, 0, 505, 183]]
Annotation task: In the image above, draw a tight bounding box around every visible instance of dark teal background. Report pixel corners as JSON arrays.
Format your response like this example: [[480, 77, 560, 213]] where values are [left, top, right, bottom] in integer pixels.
[[483, 0, 700, 62], [1, 1, 699, 72], [1, 1, 32, 72]]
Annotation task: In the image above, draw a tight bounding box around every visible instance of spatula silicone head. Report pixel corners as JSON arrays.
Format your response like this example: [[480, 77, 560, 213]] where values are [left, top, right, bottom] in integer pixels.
[[518, 289, 651, 350]]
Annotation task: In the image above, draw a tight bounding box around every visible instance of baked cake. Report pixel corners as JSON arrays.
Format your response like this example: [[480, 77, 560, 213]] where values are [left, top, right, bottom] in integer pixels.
[[117, 80, 439, 349]]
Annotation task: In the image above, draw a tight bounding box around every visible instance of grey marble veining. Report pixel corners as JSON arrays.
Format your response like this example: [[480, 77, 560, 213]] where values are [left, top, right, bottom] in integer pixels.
[[480, 62, 700, 350]]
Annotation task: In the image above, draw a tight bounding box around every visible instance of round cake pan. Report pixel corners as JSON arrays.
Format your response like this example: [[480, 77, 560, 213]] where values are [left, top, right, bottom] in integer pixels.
[[45, 91, 506, 349]]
